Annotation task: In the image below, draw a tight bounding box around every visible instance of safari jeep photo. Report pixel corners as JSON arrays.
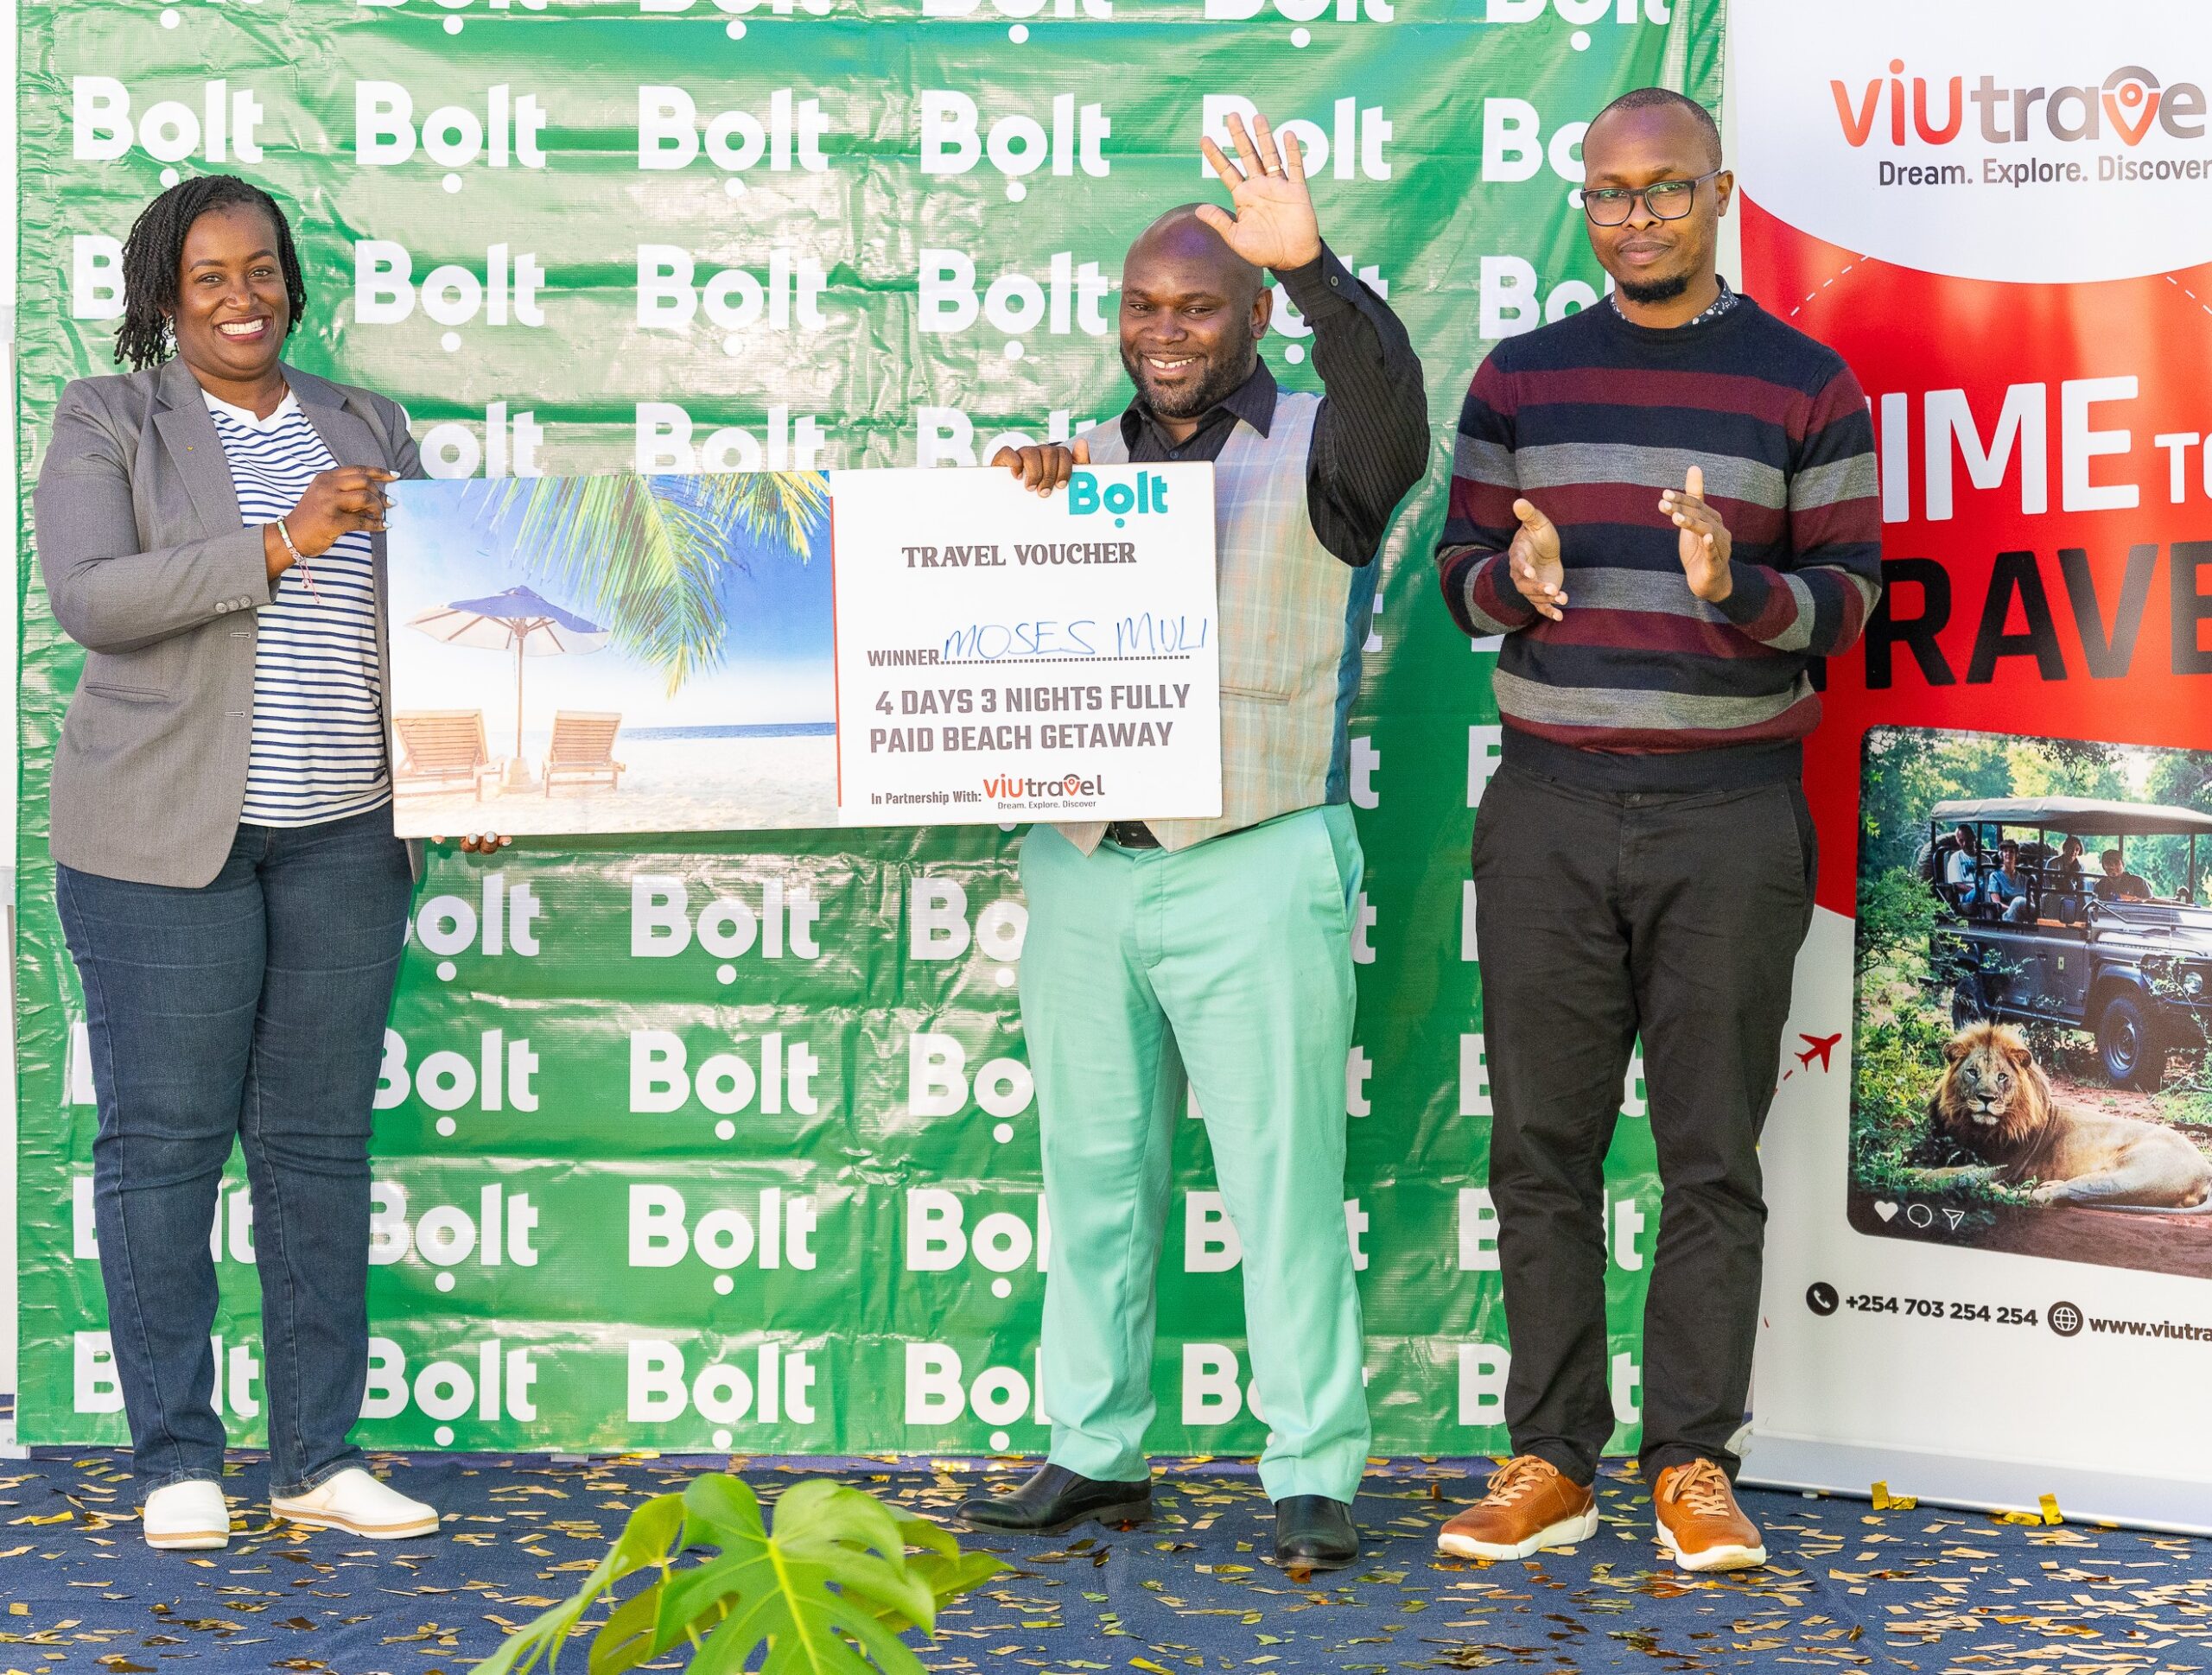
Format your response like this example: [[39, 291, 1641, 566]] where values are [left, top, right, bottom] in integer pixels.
[[1849, 726, 2212, 1280]]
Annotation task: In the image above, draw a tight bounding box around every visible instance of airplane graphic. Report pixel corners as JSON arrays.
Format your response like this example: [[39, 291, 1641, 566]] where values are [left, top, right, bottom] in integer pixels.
[[1796, 1032, 1842, 1073]]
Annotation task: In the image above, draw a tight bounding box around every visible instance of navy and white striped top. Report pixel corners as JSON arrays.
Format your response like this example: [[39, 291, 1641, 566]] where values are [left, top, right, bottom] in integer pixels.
[[205, 390, 392, 826]]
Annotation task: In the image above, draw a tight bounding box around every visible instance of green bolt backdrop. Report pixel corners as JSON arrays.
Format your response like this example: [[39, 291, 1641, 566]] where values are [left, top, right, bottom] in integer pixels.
[[14, 0, 1722, 1456]]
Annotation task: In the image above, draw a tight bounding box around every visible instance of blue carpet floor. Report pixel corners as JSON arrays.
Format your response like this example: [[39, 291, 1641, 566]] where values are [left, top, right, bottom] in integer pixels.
[[0, 1450, 2207, 1673]]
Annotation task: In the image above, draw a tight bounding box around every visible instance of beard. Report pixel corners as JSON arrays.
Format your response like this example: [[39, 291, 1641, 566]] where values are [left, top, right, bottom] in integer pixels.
[[1616, 270, 1693, 305], [1122, 334, 1256, 422]]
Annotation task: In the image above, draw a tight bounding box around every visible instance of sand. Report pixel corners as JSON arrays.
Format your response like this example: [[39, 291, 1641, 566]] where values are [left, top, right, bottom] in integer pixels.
[[391, 732, 839, 838]]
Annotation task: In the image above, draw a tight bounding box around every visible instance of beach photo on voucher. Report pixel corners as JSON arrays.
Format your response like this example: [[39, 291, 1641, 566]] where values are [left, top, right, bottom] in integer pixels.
[[385, 472, 837, 836]]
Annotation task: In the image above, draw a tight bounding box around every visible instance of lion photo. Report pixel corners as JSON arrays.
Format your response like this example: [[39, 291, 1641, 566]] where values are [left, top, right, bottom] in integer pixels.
[[1849, 727, 2212, 1279], [1922, 1022, 2211, 1210]]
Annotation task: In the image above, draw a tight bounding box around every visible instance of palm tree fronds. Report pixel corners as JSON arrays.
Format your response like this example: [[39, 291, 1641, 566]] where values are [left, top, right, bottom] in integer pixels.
[[455, 470, 827, 694], [682, 470, 829, 557]]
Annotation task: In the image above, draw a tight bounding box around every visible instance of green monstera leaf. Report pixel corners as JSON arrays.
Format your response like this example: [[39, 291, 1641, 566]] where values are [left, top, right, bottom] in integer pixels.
[[475, 1474, 1002, 1675]]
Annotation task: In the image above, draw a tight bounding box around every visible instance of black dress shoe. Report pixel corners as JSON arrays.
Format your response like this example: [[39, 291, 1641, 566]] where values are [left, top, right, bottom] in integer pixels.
[[957, 1463, 1152, 1535], [1274, 1495, 1359, 1570]]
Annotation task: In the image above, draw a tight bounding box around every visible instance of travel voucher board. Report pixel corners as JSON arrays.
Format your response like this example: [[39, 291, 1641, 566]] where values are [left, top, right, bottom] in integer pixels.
[[1738, 0, 2212, 1531], [13, 2, 1723, 1453], [829, 465, 1223, 826], [381, 465, 1223, 835]]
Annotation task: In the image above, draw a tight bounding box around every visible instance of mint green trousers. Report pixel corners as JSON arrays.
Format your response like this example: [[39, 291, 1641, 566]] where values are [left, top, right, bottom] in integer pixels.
[[1017, 804, 1370, 1503]]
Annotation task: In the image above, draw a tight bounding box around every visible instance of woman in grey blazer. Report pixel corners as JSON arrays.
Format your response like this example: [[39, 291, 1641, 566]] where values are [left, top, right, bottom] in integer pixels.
[[32, 174, 442, 1552]]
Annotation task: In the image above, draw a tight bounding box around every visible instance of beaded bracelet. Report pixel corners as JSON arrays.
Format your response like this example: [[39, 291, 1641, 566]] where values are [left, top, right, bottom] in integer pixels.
[[274, 518, 321, 601]]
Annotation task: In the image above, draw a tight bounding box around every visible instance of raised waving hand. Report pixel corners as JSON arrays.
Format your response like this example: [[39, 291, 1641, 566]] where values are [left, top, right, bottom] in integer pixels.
[[1196, 112, 1324, 272]]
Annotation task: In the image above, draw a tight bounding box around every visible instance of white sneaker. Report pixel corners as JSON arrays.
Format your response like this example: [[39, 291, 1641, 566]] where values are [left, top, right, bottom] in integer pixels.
[[143, 1480, 232, 1551], [270, 1468, 440, 1539]]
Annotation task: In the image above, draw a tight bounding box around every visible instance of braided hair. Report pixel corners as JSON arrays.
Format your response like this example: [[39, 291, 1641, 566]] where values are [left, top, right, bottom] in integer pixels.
[[113, 174, 307, 371]]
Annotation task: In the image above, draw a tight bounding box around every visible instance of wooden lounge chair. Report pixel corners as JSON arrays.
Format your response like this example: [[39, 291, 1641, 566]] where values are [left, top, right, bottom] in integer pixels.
[[543, 710, 625, 796], [392, 710, 500, 800]]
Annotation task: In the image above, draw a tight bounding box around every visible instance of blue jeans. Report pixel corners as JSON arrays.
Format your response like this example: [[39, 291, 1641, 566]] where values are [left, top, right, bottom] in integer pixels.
[[56, 810, 412, 1495]]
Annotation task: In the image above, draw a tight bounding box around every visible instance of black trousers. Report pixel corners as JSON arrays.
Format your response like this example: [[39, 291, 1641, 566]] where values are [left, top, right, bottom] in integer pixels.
[[1471, 764, 1816, 1484]]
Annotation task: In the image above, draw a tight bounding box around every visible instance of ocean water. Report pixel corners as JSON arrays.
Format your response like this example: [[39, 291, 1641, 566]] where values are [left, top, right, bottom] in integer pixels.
[[622, 721, 839, 740]]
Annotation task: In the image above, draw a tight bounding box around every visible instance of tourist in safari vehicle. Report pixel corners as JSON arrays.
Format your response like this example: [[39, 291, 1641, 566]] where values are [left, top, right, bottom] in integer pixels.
[[1921, 796, 2212, 1090]]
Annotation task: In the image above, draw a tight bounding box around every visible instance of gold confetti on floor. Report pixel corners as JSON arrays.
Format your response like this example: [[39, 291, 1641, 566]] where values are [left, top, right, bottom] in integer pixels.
[[0, 1453, 2203, 1672]]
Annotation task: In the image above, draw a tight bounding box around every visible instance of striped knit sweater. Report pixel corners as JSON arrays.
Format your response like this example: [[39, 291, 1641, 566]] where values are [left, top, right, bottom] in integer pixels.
[[1437, 292, 1881, 790]]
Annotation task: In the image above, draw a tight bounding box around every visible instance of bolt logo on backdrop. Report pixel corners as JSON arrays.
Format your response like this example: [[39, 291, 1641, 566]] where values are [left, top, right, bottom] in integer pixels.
[[11, 0, 1722, 1451], [357, 81, 551, 176]]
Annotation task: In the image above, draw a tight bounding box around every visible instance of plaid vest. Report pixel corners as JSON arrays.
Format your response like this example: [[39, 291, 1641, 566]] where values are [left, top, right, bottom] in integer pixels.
[[1056, 390, 1370, 854]]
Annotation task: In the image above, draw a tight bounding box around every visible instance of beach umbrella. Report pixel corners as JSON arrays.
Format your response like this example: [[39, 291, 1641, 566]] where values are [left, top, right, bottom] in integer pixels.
[[407, 585, 610, 767]]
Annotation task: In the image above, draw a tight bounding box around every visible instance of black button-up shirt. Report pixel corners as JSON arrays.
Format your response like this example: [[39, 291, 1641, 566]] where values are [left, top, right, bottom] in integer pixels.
[[1116, 243, 1429, 567]]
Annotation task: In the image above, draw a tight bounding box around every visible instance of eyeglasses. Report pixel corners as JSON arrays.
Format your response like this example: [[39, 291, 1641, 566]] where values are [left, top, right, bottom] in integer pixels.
[[1581, 170, 1723, 226]]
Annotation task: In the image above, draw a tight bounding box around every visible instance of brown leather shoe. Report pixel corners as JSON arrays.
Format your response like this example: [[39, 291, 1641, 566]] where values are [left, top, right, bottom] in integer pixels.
[[1652, 1459, 1767, 1571], [1436, 1455, 1599, 1560]]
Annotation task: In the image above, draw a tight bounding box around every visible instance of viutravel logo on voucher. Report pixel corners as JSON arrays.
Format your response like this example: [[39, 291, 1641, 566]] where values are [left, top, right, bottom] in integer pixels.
[[982, 771, 1105, 801]]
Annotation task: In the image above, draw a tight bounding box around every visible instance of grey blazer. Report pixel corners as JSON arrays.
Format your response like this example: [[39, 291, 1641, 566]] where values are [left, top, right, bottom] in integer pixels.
[[32, 357, 425, 888]]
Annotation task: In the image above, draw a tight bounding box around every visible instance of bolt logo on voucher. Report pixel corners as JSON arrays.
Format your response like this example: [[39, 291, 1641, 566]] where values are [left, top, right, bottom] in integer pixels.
[[1067, 471, 1168, 523], [1736, 2, 2212, 282]]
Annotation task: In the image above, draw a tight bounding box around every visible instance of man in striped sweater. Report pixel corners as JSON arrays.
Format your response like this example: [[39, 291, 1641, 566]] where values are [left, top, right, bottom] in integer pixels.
[[1432, 89, 1880, 1572]]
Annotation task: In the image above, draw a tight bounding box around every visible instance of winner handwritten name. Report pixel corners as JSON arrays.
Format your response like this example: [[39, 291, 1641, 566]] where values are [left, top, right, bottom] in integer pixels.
[[902, 542, 1138, 568]]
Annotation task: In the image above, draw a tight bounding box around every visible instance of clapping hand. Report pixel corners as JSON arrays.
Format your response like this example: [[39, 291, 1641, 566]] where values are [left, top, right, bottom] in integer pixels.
[[1506, 498, 1567, 621], [1660, 466, 1733, 603], [1196, 113, 1324, 272]]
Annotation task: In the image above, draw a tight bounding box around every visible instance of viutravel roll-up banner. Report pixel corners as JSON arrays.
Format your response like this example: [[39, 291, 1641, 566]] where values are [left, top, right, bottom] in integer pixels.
[[1738, 0, 2212, 1532], [14, 0, 1723, 1454]]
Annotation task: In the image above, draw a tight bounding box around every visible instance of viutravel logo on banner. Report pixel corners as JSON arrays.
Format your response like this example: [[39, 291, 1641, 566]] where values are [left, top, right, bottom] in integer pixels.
[[1736, 3, 2212, 282], [1827, 62, 2199, 161]]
